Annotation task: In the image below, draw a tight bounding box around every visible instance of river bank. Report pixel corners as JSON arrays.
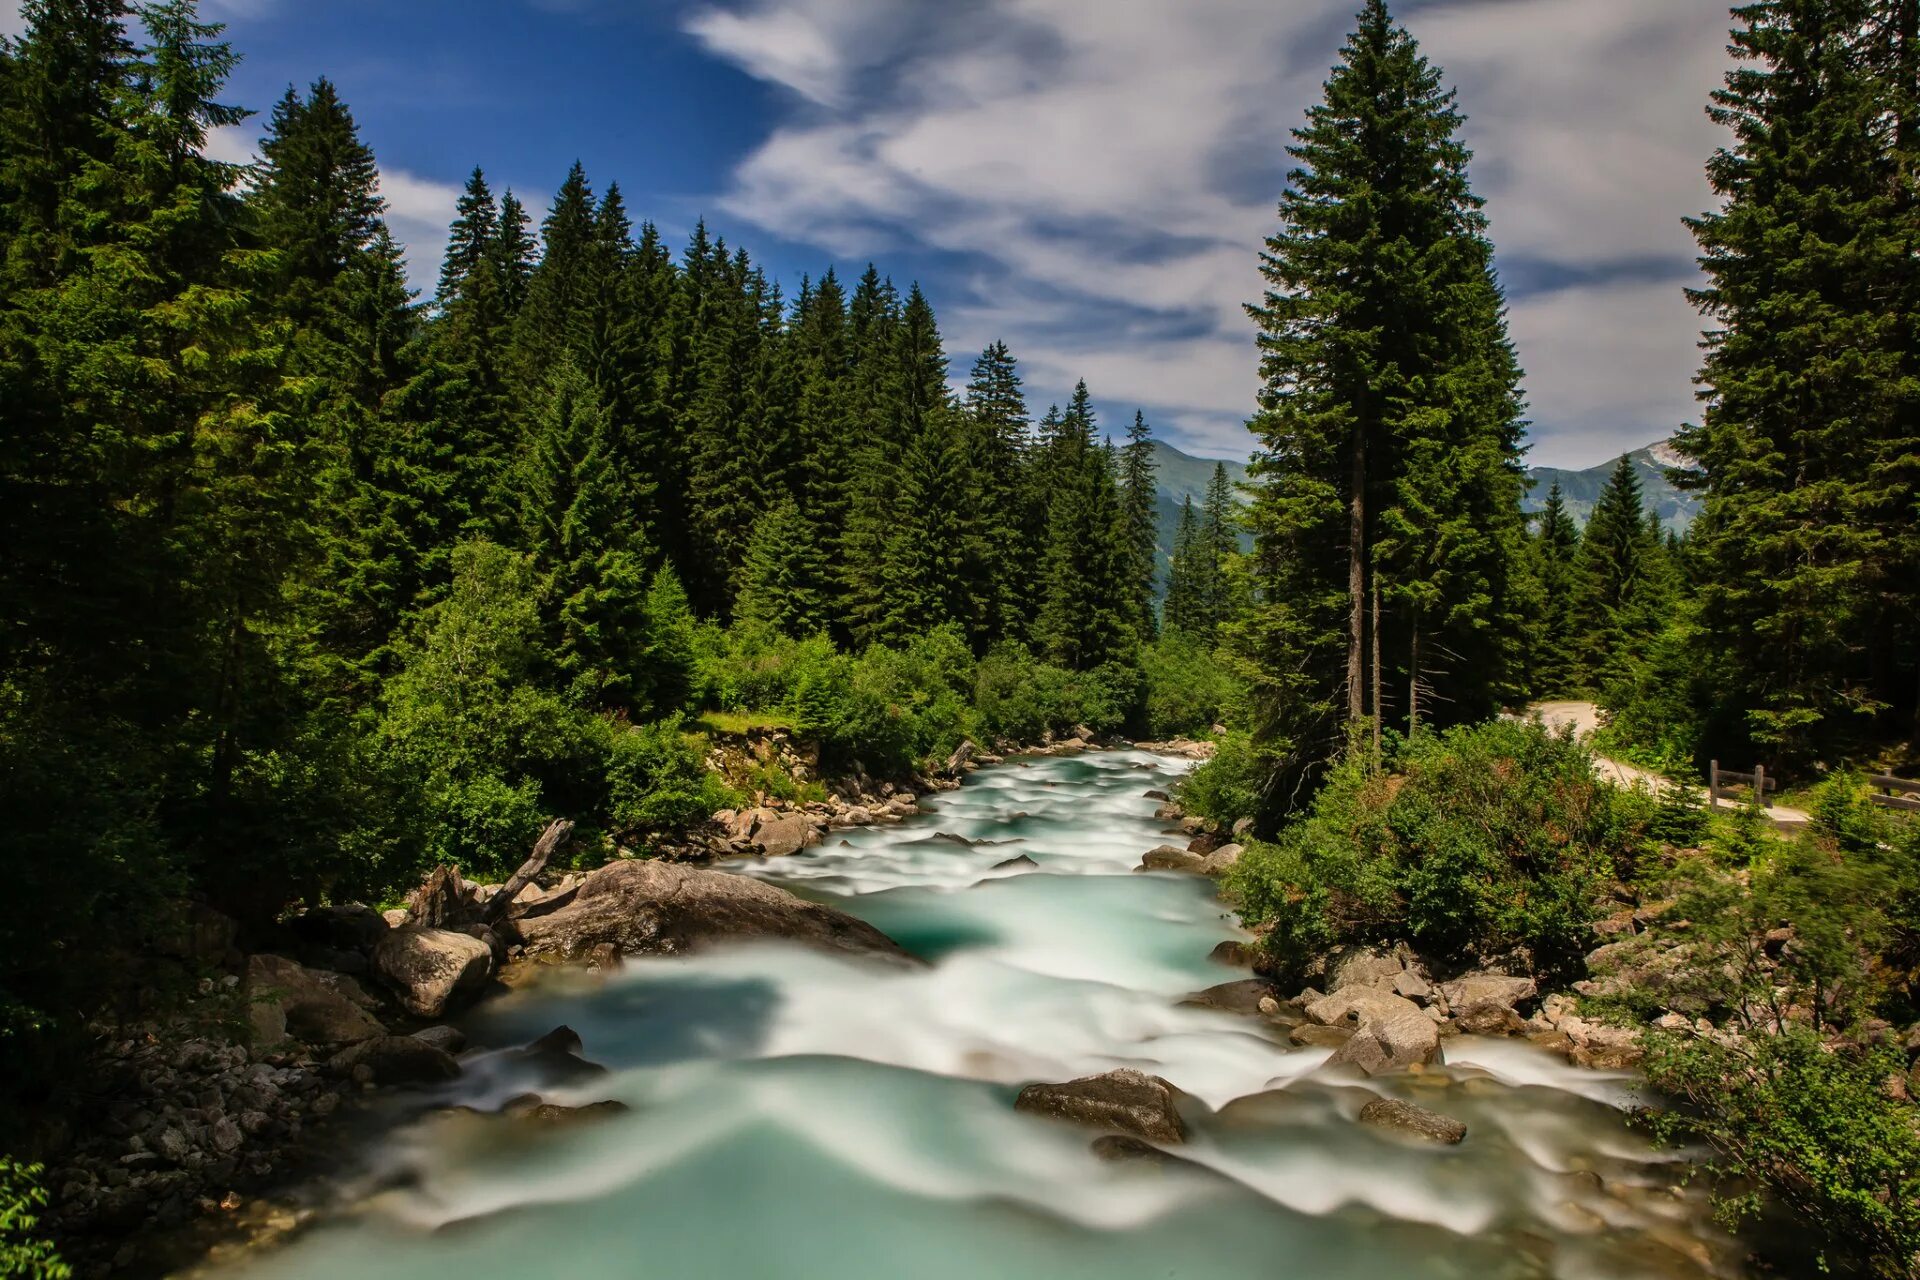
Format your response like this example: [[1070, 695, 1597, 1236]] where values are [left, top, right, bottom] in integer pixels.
[[94, 747, 1755, 1280]]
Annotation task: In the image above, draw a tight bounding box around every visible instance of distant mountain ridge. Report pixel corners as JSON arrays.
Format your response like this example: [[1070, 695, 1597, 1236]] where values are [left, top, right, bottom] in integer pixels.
[[1149, 439, 1696, 566]]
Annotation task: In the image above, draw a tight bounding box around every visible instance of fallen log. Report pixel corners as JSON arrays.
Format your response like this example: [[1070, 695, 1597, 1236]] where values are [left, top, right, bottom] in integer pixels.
[[482, 819, 574, 926]]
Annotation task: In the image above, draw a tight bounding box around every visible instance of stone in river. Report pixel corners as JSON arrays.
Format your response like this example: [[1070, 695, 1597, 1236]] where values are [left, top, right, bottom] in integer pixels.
[[1357, 1097, 1467, 1145], [1015, 1068, 1188, 1144]]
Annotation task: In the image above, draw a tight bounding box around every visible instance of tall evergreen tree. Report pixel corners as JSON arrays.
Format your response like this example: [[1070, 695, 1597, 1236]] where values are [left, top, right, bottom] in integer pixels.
[[1117, 412, 1161, 641], [1676, 0, 1918, 761], [962, 340, 1030, 645], [1572, 457, 1669, 691], [1239, 0, 1526, 814], [737, 500, 830, 639], [1164, 497, 1204, 637], [1528, 482, 1583, 696]]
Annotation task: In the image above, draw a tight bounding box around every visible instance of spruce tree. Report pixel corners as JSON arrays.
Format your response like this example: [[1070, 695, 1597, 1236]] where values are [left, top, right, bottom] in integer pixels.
[[962, 341, 1030, 644], [737, 500, 830, 639], [1572, 456, 1668, 692], [1529, 482, 1583, 696], [1240, 0, 1526, 808], [1198, 462, 1238, 632], [1676, 0, 1916, 761], [1164, 497, 1203, 636], [1117, 412, 1161, 641]]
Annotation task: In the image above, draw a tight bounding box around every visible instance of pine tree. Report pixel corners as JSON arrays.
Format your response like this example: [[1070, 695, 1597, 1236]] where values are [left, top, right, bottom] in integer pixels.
[[1675, 0, 1917, 761], [1033, 395, 1134, 669], [1164, 497, 1203, 636], [1117, 412, 1160, 641], [1198, 462, 1239, 632], [961, 341, 1030, 645], [1572, 457, 1668, 691], [1240, 0, 1526, 808], [737, 500, 830, 639], [1529, 482, 1582, 696], [437, 166, 497, 308]]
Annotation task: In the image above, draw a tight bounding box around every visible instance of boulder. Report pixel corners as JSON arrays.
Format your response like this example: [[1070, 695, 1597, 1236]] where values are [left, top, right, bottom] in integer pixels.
[[1137, 845, 1206, 873], [519, 1100, 630, 1125], [1089, 1135, 1213, 1174], [1180, 979, 1288, 1017], [944, 739, 976, 775], [1306, 988, 1440, 1075], [1208, 940, 1254, 968], [1186, 832, 1225, 855], [328, 1035, 461, 1086], [992, 853, 1038, 870], [1358, 1097, 1467, 1145], [371, 928, 494, 1019], [1327, 947, 1406, 993], [1289, 1024, 1353, 1049], [1454, 1004, 1527, 1036], [511, 859, 911, 964], [1200, 843, 1245, 876], [1231, 817, 1255, 838], [1014, 1069, 1187, 1144], [245, 954, 384, 1050], [1439, 972, 1537, 1012], [745, 809, 819, 858], [411, 1025, 468, 1055]]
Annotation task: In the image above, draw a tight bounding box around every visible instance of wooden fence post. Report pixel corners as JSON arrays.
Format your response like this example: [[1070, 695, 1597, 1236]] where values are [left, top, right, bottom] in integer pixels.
[[1709, 760, 1720, 807], [1754, 763, 1767, 809]]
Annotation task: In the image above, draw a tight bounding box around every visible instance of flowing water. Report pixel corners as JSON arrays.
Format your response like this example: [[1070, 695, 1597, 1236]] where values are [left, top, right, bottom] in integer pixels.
[[210, 750, 1749, 1280]]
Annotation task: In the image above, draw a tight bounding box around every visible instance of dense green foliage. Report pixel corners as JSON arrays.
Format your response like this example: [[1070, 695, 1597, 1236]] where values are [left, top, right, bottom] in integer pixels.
[[1235, 0, 1529, 825], [0, 1159, 66, 1279], [1222, 721, 1644, 980], [0, 0, 1219, 1118], [1671, 0, 1920, 767]]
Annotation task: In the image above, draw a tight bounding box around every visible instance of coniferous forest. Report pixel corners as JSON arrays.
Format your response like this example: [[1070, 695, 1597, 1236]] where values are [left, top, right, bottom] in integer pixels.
[[4, 0, 1920, 1277]]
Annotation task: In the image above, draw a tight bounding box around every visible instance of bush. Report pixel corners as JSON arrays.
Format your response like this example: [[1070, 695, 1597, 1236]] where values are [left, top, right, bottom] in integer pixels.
[[603, 716, 731, 837], [1139, 636, 1242, 739], [0, 1159, 68, 1280], [1642, 1029, 1920, 1279], [1178, 730, 1268, 827], [973, 643, 1082, 743], [1224, 720, 1644, 980]]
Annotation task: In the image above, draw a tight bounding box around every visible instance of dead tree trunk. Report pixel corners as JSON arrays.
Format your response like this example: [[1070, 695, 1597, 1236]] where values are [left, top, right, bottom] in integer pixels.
[[482, 818, 574, 925], [1347, 423, 1367, 735]]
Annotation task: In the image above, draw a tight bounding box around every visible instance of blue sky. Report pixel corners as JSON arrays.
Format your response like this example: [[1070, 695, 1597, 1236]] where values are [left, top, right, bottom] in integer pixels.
[[5, 0, 1737, 468]]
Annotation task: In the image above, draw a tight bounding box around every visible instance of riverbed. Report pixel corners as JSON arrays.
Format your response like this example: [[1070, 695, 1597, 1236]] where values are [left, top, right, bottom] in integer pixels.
[[206, 749, 1747, 1280]]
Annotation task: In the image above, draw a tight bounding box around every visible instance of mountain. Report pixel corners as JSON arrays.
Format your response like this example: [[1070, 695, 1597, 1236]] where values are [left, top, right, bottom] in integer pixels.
[[1147, 439, 1697, 579], [1523, 441, 1698, 532]]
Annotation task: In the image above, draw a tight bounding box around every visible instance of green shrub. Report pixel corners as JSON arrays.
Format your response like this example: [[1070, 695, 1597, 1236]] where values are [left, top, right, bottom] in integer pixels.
[[604, 716, 731, 836], [1178, 730, 1268, 827], [0, 1159, 68, 1280], [1139, 636, 1242, 739], [1642, 1029, 1920, 1279], [1224, 720, 1641, 979], [973, 643, 1081, 743]]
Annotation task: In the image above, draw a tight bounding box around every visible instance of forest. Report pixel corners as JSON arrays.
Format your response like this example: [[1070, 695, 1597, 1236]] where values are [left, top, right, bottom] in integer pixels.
[[3, 0, 1919, 1276]]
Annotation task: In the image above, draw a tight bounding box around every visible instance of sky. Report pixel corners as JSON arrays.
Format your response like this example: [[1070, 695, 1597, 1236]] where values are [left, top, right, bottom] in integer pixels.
[[2, 0, 1737, 469]]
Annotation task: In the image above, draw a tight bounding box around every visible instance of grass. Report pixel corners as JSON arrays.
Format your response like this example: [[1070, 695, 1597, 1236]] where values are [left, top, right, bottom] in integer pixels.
[[693, 709, 798, 736]]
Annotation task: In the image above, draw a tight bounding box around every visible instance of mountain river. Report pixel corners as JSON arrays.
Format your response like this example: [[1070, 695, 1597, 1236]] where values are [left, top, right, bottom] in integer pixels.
[[205, 749, 1749, 1280]]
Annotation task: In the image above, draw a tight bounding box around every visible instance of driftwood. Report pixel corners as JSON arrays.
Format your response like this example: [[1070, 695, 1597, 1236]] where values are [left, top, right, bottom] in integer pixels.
[[406, 865, 475, 929], [482, 819, 574, 925]]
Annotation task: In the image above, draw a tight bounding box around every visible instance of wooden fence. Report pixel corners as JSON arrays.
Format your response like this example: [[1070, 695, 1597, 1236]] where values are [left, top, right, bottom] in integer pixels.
[[1868, 774, 1920, 812], [1709, 760, 1778, 809]]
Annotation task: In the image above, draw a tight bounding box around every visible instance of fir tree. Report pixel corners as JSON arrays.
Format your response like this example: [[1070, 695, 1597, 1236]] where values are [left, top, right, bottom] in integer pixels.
[[1240, 0, 1526, 809], [962, 341, 1030, 645], [1117, 412, 1161, 641], [737, 500, 830, 639], [1572, 456, 1668, 691], [1164, 497, 1203, 636], [1529, 482, 1582, 696]]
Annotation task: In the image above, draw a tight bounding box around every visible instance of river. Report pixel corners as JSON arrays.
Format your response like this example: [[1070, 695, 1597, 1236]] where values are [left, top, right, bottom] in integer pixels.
[[207, 749, 1746, 1280]]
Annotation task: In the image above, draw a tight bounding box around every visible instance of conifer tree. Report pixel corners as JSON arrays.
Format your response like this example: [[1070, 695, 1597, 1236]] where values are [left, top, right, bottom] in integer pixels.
[[737, 500, 830, 639], [1675, 0, 1917, 760], [1117, 412, 1161, 641], [1033, 397, 1134, 669], [1528, 482, 1583, 696], [1240, 0, 1526, 810], [962, 341, 1030, 644], [1572, 457, 1668, 691], [1198, 463, 1239, 632], [1164, 497, 1203, 636]]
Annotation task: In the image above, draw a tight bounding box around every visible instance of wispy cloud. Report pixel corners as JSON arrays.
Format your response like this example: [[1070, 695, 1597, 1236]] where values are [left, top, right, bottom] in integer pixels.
[[685, 0, 1734, 467]]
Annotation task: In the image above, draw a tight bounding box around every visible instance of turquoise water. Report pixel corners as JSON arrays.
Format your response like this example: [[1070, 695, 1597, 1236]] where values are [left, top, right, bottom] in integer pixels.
[[210, 751, 1745, 1280]]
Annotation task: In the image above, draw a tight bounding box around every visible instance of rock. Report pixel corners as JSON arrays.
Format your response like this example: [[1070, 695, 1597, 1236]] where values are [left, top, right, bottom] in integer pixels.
[[1153, 802, 1183, 821], [511, 859, 911, 964], [843, 806, 874, 826], [410, 1025, 468, 1055], [1439, 972, 1538, 1012], [1454, 1004, 1527, 1036], [245, 954, 385, 1050], [381, 908, 409, 929], [1137, 845, 1207, 873], [209, 1115, 243, 1153], [743, 808, 819, 858], [1391, 970, 1433, 1002], [371, 928, 494, 1020], [1289, 1024, 1353, 1049], [1231, 817, 1255, 838], [1186, 832, 1225, 855], [1088, 1135, 1212, 1173], [1306, 988, 1440, 1075], [1200, 843, 1244, 875], [944, 740, 976, 775], [1014, 1069, 1187, 1144], [1208, 940, 1254, 968], [327, 1036, 460, 1086], [1327, 948, 1406, 993], [1180, 979, 1288, 1017], [992, 853, 1038, 870], [519, 1100, 630, 1125], [1143, 789, 1170, 802], [1566, 1021, 1644, 1070], [1358, 1097, 1467, 1145], [885, 795, 918, 817]]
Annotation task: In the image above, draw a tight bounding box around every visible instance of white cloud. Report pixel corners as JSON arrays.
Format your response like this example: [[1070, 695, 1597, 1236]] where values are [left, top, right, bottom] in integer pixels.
[[687, 0, 1735, 468]]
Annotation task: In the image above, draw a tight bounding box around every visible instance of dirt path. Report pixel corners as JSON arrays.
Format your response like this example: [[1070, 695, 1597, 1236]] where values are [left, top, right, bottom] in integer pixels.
[[1521, 700, 1811, 829]]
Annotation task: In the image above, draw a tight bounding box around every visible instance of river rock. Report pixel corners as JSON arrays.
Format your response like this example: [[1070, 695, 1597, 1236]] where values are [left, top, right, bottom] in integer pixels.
[[519, 1100, 630, 1125], [245, 954, 385, 1050], [1306, 989, 1440, 1075], [328, 1036, 461, 1086], [993, 853, 1038, 870], [1440, 973, 1537, 1012], [410, 1025, 468, 1055], [1181, 979, 1291, 1018], [510, 859, 910, 964], [1209, 940, 1254, 967], [1290, 1023, 1353, 1048], [1327, 947, 1407, 993], [371, 928, 494, 1019], [736, 808, 819, 858], [1358, 1097, 1467, 1145], [1015, 1069, 1187, 1144], [1200, 843, 1244, 875], [1137, 845, 1206, 873]]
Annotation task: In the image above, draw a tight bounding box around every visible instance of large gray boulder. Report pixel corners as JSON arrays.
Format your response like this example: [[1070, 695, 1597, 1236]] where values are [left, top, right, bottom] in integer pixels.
[[510, 859, 909, 963], [1358, 1097, 1467, 1145], [329, 1035, 461, 1086], [372, 927, 494, 1019], [246, 954, 385, 1049], [1136, 845, 1207, 873], [731, 808, 820, 858], [1439, 972, 1537, 1013], [1014, 1068, 1187, 1144], [1306, 988, 1440, 1075]]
